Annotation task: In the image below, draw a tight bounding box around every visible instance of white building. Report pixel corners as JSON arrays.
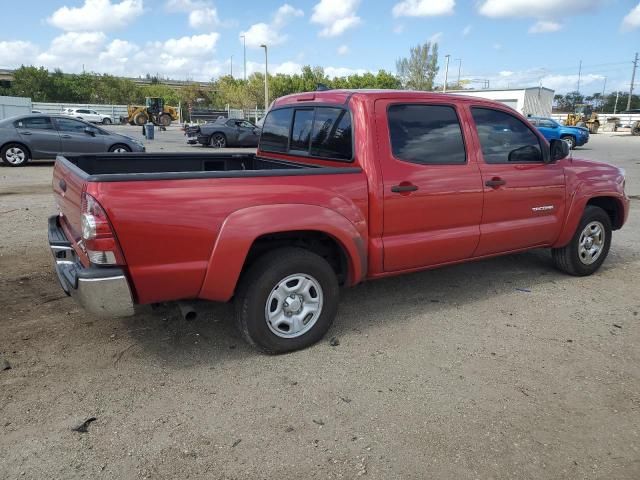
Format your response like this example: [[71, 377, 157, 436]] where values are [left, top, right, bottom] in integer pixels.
[[0, 96, 32, 120], [449, 87, 555, 117]]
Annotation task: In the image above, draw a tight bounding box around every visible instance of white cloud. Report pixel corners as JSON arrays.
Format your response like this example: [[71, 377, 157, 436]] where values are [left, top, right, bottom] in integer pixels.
[[529, 20, 562, 33], [189, 8, 219, 28], [499, 70, 514, 77], [478, 68, 606, 93], [161, 33, 219, 56], [49, 32, 107, 56], [275, 61, 303, 75], [337, 45, 349, 55], [622, 2, 640, 30], [478, 0, 601, 18], [392, 0, 455, 17], [324, 66, 367, 78], [241, 3, 303, 48], [47, 0, 143, 31], [311, 0, 361, 37], [241, 23, 285, 48], [429, 32, 443, 43], [273, 4, 304, 28], [462, 25, 472, 36], [0, 41, 39, 67], [393, 24, 405, 34]]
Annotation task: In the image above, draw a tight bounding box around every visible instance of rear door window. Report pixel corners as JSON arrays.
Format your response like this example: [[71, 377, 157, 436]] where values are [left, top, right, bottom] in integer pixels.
[[14, 117, 54, 130], [387, 104, 466, 164], [55, 117, 88, 133]]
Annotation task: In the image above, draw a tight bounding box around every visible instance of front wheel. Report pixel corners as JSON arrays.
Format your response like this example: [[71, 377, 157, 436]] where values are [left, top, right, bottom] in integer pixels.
[[561, 135, 576, 150], [552, 205, 612, 276], [108, 144, 131, 153], [235, 248, 339, 354], [102, 118, 112, 125]]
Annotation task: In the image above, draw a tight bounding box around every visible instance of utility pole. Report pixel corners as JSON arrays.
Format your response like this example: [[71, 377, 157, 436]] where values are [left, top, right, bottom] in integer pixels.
[[627, 52, 638, 111], [241, 35, 246, 81], [443, 54, 451, 93], [601, 76, 607, 112], [230, 55, 233, 77], [455, 58, 462, 87], [260, 44, 269, 109], [614, 90, 620, 114], [576, 59, 582, 95]]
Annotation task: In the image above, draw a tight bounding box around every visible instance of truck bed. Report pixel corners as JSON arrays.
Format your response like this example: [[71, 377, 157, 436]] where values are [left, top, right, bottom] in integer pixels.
[[59, 153, 358, 182]]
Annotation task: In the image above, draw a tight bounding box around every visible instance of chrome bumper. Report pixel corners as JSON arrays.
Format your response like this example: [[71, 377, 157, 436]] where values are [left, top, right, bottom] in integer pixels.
[[48, 215, 135, 317]]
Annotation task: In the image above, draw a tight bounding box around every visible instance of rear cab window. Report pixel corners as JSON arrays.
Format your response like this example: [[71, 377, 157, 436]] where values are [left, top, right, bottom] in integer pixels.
[[260, 106, 353, 161]]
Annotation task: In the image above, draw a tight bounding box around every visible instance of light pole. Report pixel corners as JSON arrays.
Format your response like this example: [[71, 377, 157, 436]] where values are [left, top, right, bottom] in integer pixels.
[[443, 54, 451, 93], [455, 58, 462, 87], [260, 44, 269, 110], [241, 35, 246, 81]]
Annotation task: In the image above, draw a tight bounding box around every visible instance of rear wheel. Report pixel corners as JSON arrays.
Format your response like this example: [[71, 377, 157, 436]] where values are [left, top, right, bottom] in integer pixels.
[[108, 144, 131, 153], [561, 135, 576, 150], [133, 113, 148, 126], [1, 143, 30, 166], [552, 205, 612, 276], [102, 118, 112, 125], [210, 133, 226, 148], [235, 248, 339, 354]]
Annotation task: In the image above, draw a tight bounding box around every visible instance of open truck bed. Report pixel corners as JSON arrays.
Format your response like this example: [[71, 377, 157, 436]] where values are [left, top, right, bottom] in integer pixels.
[[58, 152, 359, 182]]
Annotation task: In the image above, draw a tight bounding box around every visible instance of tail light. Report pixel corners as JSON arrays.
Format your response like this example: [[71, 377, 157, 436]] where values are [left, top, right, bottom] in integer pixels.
[[80, 192, 125, 265]]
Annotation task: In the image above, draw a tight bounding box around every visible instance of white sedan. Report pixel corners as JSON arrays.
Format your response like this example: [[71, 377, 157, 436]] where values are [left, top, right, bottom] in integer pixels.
[[62, 108, 113, 124]]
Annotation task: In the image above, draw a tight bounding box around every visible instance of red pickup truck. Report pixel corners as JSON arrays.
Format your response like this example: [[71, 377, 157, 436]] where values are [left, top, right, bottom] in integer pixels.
[[49, 90, 629, 353]]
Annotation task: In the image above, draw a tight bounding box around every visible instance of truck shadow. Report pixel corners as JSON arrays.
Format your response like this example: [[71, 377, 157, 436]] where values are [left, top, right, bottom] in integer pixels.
[[119, 245, 633, 364]]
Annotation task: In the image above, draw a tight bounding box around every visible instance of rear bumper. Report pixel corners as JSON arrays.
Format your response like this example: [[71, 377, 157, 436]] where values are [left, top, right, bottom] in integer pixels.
[[48, 215, 135, 317]]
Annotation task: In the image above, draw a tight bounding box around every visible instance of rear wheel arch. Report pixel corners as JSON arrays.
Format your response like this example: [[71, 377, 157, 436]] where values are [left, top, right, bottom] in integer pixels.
[[198, 205, 367, 302]]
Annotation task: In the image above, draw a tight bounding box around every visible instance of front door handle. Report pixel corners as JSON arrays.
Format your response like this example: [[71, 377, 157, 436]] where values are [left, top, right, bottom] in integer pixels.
[[485, 178, 506, 188], [391, 183, 419, 193], [61, 134, 71, 138]]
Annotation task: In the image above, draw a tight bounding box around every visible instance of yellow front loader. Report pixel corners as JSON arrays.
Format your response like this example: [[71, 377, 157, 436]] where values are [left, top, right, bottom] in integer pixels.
[[121, 97, 179, 127]]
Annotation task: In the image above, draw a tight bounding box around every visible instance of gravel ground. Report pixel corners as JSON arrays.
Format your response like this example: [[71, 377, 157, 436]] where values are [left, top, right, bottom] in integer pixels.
[[1, 132, 639, 479]]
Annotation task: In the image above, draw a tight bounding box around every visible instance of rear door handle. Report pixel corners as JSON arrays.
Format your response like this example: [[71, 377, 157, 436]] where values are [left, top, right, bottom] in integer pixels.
[[485, 178, 506, 188], [21, 131, 32, 135], [61, 134, 71, 138], [391, 184, 419, 193]]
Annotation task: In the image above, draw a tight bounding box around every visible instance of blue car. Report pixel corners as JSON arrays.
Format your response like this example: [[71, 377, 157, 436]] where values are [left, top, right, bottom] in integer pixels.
[[528, 116, 589, 150]]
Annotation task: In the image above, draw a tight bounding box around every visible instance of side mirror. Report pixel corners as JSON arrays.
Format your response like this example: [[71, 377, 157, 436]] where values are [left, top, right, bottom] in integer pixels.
[[508, 145, 542, 163], [84, 127, 96, 136], [549, 139, 569, 162]]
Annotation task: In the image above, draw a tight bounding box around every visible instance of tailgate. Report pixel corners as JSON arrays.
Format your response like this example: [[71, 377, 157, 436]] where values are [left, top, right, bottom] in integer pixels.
[[52, 157, 87, 244]]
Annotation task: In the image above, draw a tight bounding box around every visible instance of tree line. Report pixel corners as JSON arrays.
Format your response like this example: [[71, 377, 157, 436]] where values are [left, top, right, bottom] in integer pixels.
[[0, 42, 442, 110], [553, 91, 639, 113]]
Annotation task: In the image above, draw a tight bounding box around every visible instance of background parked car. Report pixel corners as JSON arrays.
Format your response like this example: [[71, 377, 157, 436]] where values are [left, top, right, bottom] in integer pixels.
[[528, 116, 589, 149], [0, 114, 145, 166], [62, 107, 113, 124], [187, 117, 261, 147]]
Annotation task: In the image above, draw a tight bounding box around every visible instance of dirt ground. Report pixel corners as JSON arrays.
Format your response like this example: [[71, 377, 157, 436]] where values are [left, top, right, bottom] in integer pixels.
[[1, 133, 639, 479]]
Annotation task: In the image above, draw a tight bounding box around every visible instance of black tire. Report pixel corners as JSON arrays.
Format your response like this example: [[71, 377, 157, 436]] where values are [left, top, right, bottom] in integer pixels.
[[552, 205, 612, 276], [102, 118, 112, 125], [561, 135, 576, 150], [108, 144, 132, 153], [1, 143, 30, 167], [210, 133, 226, 148], [133, 113, 147, 126], [235, 248, 340, 354], [159, 114, 171, 127]]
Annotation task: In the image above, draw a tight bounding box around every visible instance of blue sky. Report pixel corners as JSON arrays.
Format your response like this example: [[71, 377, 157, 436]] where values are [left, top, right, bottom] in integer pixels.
[[1, 0, 639, 93]]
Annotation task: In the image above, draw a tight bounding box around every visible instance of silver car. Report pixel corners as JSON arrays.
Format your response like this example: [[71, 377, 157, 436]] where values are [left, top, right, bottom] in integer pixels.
[[0, 114, 145, 167]]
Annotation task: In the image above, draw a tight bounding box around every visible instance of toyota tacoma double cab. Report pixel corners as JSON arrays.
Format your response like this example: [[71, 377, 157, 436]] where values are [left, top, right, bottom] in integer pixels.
[[49, 90, 629, 353]]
